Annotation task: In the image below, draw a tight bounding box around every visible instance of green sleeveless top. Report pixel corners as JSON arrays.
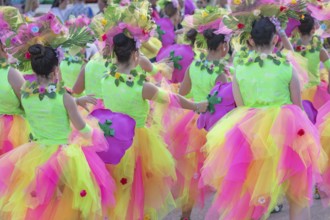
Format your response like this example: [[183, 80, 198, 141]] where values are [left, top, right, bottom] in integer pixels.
[[60, 52, 85, 89], [235, 52, 293, 108], [85, 53, 109, 98], [294, 36, 322, 87], [0, 66, 23, 115], [21, 81, 71, 145], [101, 67, 149, 128], [189, 52, 227, 102]]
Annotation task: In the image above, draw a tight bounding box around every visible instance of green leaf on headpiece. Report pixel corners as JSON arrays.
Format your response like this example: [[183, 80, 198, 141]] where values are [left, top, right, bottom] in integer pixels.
[[60, 27, 95, 49]]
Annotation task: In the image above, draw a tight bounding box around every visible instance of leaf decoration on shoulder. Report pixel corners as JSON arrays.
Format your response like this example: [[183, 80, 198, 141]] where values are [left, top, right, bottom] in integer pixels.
[[244, 51, 286, 67], [294, 35, 322, 57], [195, 52, 227, 75], [108, 65, 147, 87], [21, 80, 65, 101]]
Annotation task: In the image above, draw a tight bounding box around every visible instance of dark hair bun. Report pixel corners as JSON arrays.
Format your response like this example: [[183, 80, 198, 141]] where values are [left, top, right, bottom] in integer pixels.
[[298, 14, 314, 36], [186, 28, 197, 46], [113, 33, 137, 63], [203, 29, 214, 40], [28, 44, 58, 78], [203, 29, 225, 51], [251, 17, 276, 47], [29, 44, 45, 59]]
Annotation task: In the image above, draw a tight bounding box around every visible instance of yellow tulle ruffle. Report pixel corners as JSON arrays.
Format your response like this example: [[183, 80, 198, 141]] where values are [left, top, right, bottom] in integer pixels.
[[0, 115, 30, 155], [107, 127, 176, 220]]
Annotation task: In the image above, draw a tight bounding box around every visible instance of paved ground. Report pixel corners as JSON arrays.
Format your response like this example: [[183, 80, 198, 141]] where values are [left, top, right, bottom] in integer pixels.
[[165, 195, 330, 220]]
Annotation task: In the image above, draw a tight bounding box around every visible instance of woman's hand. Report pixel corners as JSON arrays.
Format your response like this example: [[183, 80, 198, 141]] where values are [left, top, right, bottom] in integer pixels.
[[76, 94, 97, 112], [195, 101, 209, 113]]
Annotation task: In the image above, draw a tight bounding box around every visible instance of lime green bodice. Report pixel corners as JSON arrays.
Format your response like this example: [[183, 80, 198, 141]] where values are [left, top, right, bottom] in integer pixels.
[[235, 52, 293, 108], [102, 70, 149, 128], [0, 67, 23, 115], [294, 36, 322, 87], [302, 50, 320, 87], [189, 61, 219, 102], [60, 60, 84, 89], [189, 53, 227, 102], [85, 53, 108, 98], [21, 82, 71, 145]]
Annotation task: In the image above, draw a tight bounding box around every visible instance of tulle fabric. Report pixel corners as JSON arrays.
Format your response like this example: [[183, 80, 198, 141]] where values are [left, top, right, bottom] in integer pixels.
[[106, 127, 176, 220], [302, 75, 330, 110], [0, 127, 116, 220], [316, 101, 330, 204], [165, 111, 208, 211], [200, 105, 326, 220], [0, 114, 30, 155]]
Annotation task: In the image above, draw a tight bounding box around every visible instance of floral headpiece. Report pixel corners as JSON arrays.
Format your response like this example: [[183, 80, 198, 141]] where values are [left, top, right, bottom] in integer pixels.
[[223, 0, 306, 43], [306, 1, 330, 37], [90, 1, 156, 57], [183, 6, 232, 48], [65, 15, 91, 28], [0, 6, 23, 44], [5, 12, 94, 71]]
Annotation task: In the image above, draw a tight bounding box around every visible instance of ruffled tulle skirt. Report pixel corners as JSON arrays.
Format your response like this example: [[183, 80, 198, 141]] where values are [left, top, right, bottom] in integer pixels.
[[165, 111, 208, 211], [200, 105, 326, 220], [316, 101, 330, 204], [0, 129, 116, 220], [107, 127, 176, 220], [0, 114, 30, 155], [302, 81, 330, 109]]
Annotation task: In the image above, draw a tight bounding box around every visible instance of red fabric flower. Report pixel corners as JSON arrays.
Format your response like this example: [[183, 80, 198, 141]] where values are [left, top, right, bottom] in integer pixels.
[[120, 178, 128, 185], [102, 34, 107, 41], [296, 46, 302, 51], [280, 6, 287, 12], [80, 190, 87, 197], [30, 191, 37, 197], [237, 23, 245, 29], [25, 52, 31, 59], [297, 129, 305, 136], [142, 29, 149, 36]]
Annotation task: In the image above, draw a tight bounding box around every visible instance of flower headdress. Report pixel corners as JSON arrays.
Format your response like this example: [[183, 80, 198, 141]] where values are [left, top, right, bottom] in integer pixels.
[[306, 0, 330, 37], [223, 0, 306, 43], [0, 6, 24, 44], [90, 1, 156, 57], [183, 6, 232, 48], [5, 12, 94, 71], [65, 15, 92, 28]]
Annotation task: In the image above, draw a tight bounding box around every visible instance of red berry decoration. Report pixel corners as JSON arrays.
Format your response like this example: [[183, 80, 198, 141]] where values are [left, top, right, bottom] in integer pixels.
[[102, 34, 107, 41], [280, 6, 287, 12], [80, 190, 87, 197], [120, 178, 128, 185], [25, 52, 31, 59], [297, 129, 305, 136], [237, 23, 245, 29]]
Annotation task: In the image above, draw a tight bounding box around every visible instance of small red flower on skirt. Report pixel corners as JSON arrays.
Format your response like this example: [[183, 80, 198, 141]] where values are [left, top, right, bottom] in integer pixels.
[[120, 178, 128, 185], [297, 129, 305, 136], [80, 190, 87, 197], [30, 191, 37, 197]]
